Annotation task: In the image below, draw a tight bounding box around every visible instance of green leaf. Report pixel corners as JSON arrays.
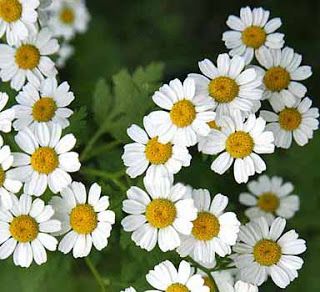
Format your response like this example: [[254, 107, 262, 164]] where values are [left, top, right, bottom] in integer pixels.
[[64, 106, 88, 144], [91, 62, 164, 143]]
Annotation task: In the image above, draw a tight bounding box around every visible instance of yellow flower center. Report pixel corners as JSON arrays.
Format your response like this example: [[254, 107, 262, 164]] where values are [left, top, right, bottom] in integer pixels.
[[242, 26, 267, 49], [32, 97, 57, 122], [253, 239, 282, 266], [0, 0, 22, 23], [0, 166, 5, 187], [166, 283, 189, 292], [207, 120, 221, 130], [170, 99, 196, 127], [226, 131, 254, 159], [145, 199, 176, 229], [10, 215, 38, 243], [60, 7, 75, 24], [31, 147, 59, 174], [145, 137, 172, 165], [15, 44, 40, 70], [208, 77, 239, 103], [258, 192, 280, 213], [70, 204, 98, 234], [192, 212, 220, 241], [203, 276, 216, 292], [278, 108, 302, 131], [263, 66, 290, 92]]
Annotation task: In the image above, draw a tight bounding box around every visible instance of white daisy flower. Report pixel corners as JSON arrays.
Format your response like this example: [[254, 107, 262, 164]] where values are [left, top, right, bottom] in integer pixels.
[[149, 77, 216, 147], [233, 281, 259, 292], [177, 189, 240, 265], [13, 77, 74, 131], [7, 123, 80, 196], [50, 182, 115, 258], [121, 288, 136, 292], [0, 0, 39, 46], [239, 175, 299, 224], [48, 0, 90, 41], [121, 176, 197, 252], [0, 143, 22, 209], [260, 97, 319, 149], [56, 41, 74, 68], [0, 27, 59, 91], [233, 217, 306, 288], [223, 6, 284, 64], [122, 115, 192, 179], [189, 54, 262, 117], [0, 92, 15, 135], [199, 110, 274, 184], [0, 194, 61, 268], [256, 46, 312, 111], [146, 260, 209, 292]]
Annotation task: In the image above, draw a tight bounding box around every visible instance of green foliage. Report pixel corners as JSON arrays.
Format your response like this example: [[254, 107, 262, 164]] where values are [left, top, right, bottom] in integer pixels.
[[64, 106, 88, 145], [91, 62, 164, 143]]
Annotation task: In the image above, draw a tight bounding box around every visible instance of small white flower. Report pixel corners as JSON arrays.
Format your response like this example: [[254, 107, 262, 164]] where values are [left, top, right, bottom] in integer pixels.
[[198, 115, 222, 152], [233, 217, 306, 288], [0, 194, 61, 268], [146, 260, 209, 292], [256, 46, 312, 111], [0, 27, 59, 91], [122, 115, 192, 179], [121, 176, 197, 252], [239, 175, 299, 224], [0, 142, 22, 209], [261, 97, 319, 148], [121, 288, 136, 292], [0, 92, 15, 135], [149, 77, 216, 147], [50, 182, 115, 258], [56, 41, 74, 68], [177, 189, 240, 265], [13, 77, 74, 130], [199, 110, 274, 184], [0, 0, 39, 45], [48, 0, 90, 41], [189, 54, 262, 117], [7, 123, 80, 196], [233, 281, 258, 292], [223, 6, 284, 64]]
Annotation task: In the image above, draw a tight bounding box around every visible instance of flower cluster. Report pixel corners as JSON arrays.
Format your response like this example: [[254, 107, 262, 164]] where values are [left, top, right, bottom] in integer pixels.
[[0, 0, 116, 268], [121, 6, 316, 291]]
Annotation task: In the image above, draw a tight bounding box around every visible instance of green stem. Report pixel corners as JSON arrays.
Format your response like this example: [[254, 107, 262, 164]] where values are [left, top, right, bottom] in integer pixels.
[[84, 257, 107, 292], [80, 127, 106, 162], [82, 140, 121, 162], [81, 167, 127, 191]]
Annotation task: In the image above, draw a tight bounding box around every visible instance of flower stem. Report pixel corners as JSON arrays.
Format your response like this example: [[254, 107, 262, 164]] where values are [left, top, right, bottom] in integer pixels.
[[81, 140, 121, 162], [84, 257, 107, 292]]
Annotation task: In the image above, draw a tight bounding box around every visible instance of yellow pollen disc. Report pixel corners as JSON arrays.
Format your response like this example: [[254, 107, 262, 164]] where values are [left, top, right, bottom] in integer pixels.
[[203, 276, 216, 291], [70, 204, 98, 234], [170, 99, 196, 127], [207, 120, 221, 130], [15, 44, 40, 70], [226, 131, 254, 159], [0, 166, 6, 187], [10, 215, 38, 243], [192, 212, 220, 241], [60, 7, 75, 24], [0, 0, 22, 23], [241, 26, 267, 49], [253, 239, 282, 266], [145, 137, 173, 165], [263, 66, 290, 92], [278, 108, 302, 131], [208, 77, 239, 103], [145, 199, 176, 229], [258, 192, 280, 213], [166, 283, 189, 292], [31, 147, 59, 174], [32, 97, 57, 122]]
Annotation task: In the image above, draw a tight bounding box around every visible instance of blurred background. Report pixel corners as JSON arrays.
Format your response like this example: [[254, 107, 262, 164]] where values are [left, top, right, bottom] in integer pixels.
[[1, 0, 319, 291]]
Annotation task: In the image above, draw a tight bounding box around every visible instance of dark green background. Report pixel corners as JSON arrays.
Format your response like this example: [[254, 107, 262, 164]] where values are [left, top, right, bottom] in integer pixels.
[[0, 0, 319, 291]]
